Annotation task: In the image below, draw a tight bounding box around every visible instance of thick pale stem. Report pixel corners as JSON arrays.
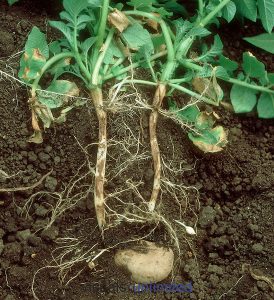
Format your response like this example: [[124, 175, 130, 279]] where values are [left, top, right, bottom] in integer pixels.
[[148, 83, 166, 211], [90, 88, 107, 229]]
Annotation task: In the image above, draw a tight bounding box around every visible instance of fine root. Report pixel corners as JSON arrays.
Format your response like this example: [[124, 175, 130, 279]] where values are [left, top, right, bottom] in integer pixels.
[[0, 170, 52, 193]]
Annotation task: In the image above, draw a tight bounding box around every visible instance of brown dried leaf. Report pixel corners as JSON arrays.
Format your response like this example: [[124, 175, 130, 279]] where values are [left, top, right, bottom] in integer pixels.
[[108, 9, 130, 33], [146, 13, 160, 31], [192, 77, 222, 102], [30, 107, 41, 132]]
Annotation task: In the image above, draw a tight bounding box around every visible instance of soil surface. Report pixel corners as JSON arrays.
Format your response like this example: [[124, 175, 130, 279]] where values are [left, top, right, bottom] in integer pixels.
[[0, 1, 273, 300]]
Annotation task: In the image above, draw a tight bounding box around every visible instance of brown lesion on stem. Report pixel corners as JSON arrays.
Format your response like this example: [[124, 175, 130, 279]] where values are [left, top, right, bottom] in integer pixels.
[[90, 88, 107, 230], [148, 83, 166, 211]]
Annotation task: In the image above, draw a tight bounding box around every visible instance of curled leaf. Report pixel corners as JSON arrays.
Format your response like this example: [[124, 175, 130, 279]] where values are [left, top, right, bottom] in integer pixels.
[[28, 81, 80, 143], [28, 130, 43, 144], [37, 80, 79, 108], [108, 9, 130, 33], [192, 76, 223, 103], [189, 125, 228, 153]]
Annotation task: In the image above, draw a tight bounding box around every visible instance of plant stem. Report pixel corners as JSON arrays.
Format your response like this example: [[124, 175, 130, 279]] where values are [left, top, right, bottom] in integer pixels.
[[91, 28, 115, 86], [104, 50, 167, 81], [168, 83, 219, 106], [123, 12, 176, 211], [73, 28, 92, 82], [90, 87, 107, 230], [91, 0, 110, 72], [148, 83, 166, 212], [227, 78, 274, 94], [198, 0, 204, 16], [115, 79, 157, 86], [147, 60, 158, 82], [96, 0, 110, 49], [199, 0, 230, 27], [169, 77, 192, 84], [180, 59, 274, 95], [31, 52, 74, 96]]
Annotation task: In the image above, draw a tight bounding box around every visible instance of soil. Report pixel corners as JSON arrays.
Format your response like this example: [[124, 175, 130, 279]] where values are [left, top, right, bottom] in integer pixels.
[[0, 1, 273, 300]]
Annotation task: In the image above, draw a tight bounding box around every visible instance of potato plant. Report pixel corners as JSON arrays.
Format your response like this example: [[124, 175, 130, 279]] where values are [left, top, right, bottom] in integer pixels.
[[18, 0, 274, 229]]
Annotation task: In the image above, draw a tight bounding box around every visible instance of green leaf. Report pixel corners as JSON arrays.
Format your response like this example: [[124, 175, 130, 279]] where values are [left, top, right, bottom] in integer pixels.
[[88, 0, 102, 7], [77, 14, 94, 29], [187, 27, 211, 38], [222, 1, 236, 22], [257, 92, 274, 118], [153, 7, 172, 18], [60, 11, 74, 23], [242, 52, 266, 79], [49, 41, 62, 55], [257, 0, 274, 33], [234, 0, 257, 22], [156, 0, 187, 15], [218, 55, 238, 74], [268, 73, 274, 84], [215, 66, 230, 80], [199, 35, 223, 62], [244, 33, 274, 54], [179, 105, 200, 123], [7, 0, 19, 5], [173, 19, 192, 45], [18, 27, 49, 83], [63, 0, 88, 19], [134, 43, 154, 66], [169, 100, 200, 123], [49, 21, 73, 47], [188, 125, 228, 153], [24, 26, 49, 59], [121, 22, 153, 50], [152, 34, 166, 49], [37, 80, 79, 108], [48, 56, 71, 80], [230, 84, 257, 113], [196, 65, 212, 78], [127, 0, 156, 11], [80, 37, 96, 56]]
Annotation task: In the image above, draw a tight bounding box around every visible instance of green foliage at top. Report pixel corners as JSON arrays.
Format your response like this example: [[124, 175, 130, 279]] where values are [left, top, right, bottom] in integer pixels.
[[17, 0, 274, 147]]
